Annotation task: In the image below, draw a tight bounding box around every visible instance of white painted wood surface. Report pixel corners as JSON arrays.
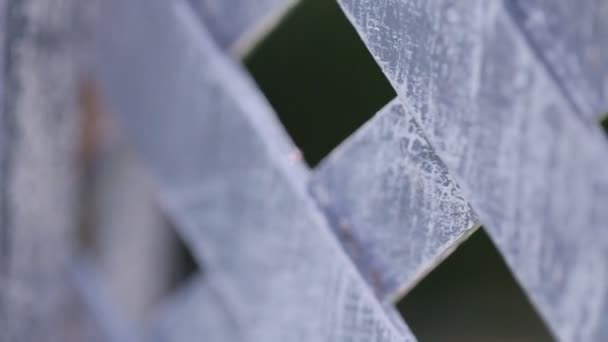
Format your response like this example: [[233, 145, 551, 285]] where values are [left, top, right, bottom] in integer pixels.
[[3, 0, 607, 340], [506, 0, 608, 120], [338, 0, 608, 340], [93, 140, 178, 323], [312, 99, 479, 302], [0, 0, 100, 340], [189, 0, 297, 56], [73, 0, 308, 339], [94, 0, 415, 340], [147, 276, 241, 342], [76, 0, 302, 333]]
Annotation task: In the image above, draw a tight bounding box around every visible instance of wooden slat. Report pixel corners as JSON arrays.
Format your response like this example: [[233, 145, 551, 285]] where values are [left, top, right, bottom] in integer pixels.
[[312, 99, 479, 302], [79, 0, 301, 338], [146, 276, 242, 342], [189, 0, 297, 56], [70, 261, 141, 342], [506, 0, 608, 120], [1, 0, 93, 340], [1, 0, 9, 279], [92, 143, 179, 323], [83, 0, 297, 328], [94, 0, 415, 340], [337, 0, 608, 340]]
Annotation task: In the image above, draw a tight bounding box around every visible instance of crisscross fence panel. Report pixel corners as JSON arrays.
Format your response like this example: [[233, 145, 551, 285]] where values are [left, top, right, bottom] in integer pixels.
[[1, 0, 608, 341]]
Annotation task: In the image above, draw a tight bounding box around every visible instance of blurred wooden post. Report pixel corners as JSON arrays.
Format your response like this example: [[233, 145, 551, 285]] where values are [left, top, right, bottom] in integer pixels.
[[0, 0, 94, 340]]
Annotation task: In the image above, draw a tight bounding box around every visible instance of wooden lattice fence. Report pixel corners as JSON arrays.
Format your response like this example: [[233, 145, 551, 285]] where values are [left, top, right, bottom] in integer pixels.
[[1, 0, 608, 341]]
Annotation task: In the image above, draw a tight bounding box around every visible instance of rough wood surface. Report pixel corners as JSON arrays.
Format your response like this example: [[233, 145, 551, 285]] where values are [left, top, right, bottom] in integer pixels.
[[5, 0, 605, 340], [506, 0, 608, 120], [338, 0, 608, 340], [94, 0, 415, 340], [312, 99, 479, 302]]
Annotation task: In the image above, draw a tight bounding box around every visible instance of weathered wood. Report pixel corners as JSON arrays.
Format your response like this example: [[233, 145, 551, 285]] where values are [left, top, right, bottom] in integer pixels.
[[506, 0, 608, 120], [338, 0, 608, 340], [93, 139, 179, 323], [1, 0, 8, 280], [312, 99, 479, 302], [70, 260, 140, 342], [0, 0, 94, 340], [76, 0, 301, 338], [189, 0, 297, 56], [1, 0, 10, 335], [94, 0, 414, 340], [147, 276, 242, 342], [79, 80, 179, 323]]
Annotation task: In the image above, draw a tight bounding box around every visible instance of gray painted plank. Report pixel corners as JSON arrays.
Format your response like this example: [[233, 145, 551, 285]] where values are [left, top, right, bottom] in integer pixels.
[[147, 276, 242, 342], [79, 0, 296, 335], [1, 0, 8, 283], [506, 0, 608, 121], [81, 0, 300, 336], [338, 0, 608, 340], [189, 0, 297, 56], [1, 0, 91, 340], [94, 143, 180, 322], [312, 99, 479, 302], [91, 127, 180, 323], [70, 261, 141, 342], [94, 0, 414, 340]]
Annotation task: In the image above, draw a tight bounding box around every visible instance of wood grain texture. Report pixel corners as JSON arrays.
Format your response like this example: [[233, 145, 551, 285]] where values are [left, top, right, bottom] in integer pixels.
[[94, 0, 414, 340], [1, 0, 92, 340], [505, 0, 608, 120], [312, 99, 479, 302], [338, 0, 608, 340]]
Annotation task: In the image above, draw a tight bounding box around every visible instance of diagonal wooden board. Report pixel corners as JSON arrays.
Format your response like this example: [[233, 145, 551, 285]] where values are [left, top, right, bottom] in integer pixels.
[[337, 0, 608, 340], [188, 0, 298, 56], [77, 0, 304, 336], [146, 276, 242, 342], [94, 0, 415, 340], [80, 0, 306, 339], [505, 0, 608, 121], [312, 99, 479, 302]]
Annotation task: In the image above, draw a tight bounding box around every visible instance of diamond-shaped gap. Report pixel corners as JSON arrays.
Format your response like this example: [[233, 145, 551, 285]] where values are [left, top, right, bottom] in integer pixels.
[[244, 0, 396, 166], [397, 228, 555, 341], [78, 79, 202, 324]]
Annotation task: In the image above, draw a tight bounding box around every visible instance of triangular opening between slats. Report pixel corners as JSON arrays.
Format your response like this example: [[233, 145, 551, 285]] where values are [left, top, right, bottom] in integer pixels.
[[397, 228, 555, 341], [244, 0, 396, 166]]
